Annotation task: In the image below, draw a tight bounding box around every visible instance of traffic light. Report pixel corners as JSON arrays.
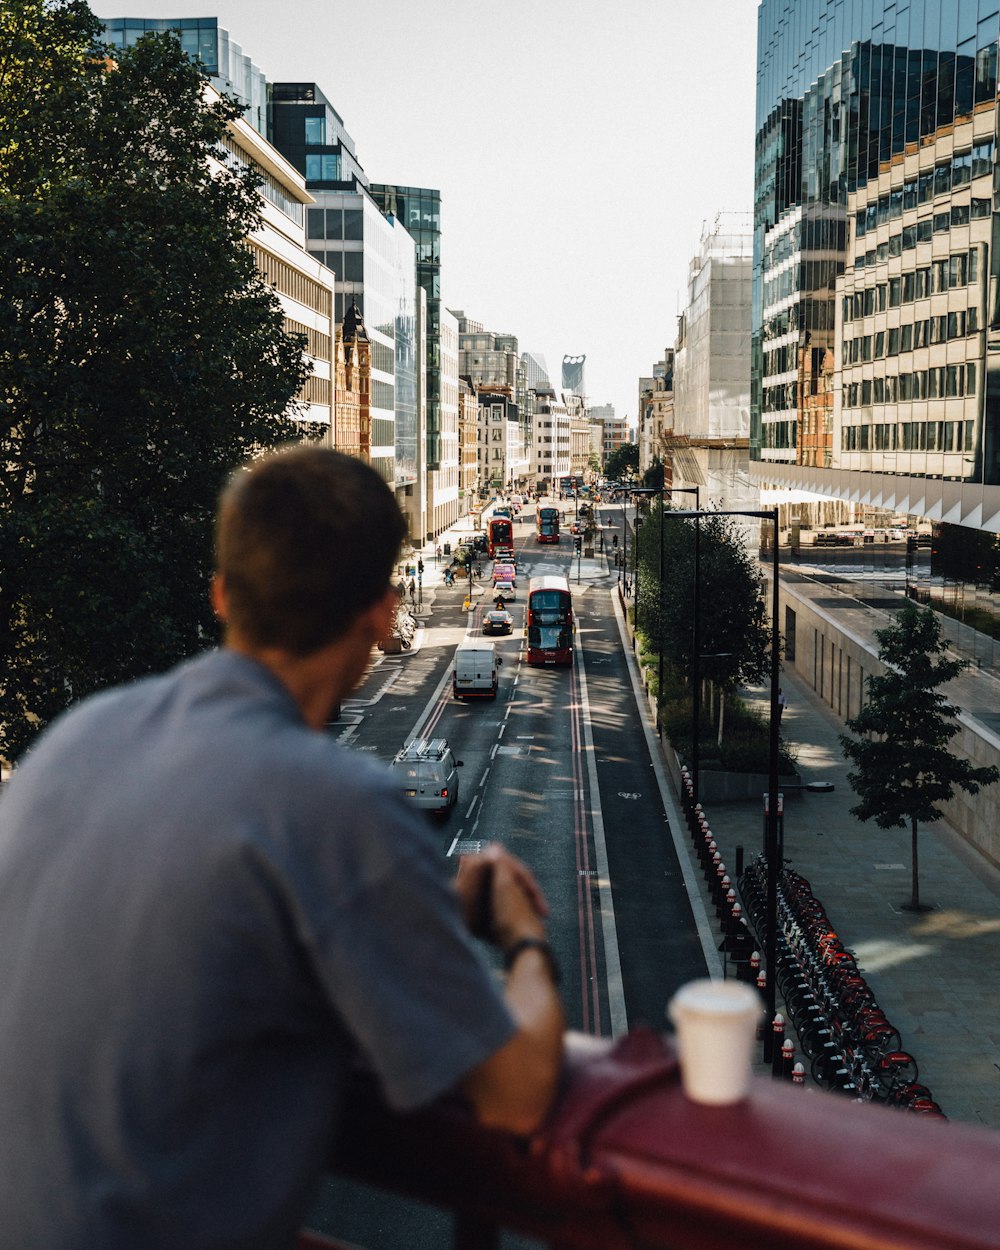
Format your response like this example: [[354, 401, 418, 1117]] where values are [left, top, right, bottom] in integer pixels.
[[574, 536, 582, 554]]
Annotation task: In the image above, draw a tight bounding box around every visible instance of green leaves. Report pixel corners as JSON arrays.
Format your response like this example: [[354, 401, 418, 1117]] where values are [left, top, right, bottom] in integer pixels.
[[604, 442, 639, 480], [0, 4, 308, 759], [639, 503, 772, 691]]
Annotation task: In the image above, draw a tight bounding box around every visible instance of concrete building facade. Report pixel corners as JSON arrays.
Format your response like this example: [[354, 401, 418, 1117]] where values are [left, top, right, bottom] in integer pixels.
[[670, 213, 755, 515]]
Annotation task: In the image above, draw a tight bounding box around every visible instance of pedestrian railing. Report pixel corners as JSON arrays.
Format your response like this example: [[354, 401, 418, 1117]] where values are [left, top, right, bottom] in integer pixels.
[[307, 1028, 1000, 1250]]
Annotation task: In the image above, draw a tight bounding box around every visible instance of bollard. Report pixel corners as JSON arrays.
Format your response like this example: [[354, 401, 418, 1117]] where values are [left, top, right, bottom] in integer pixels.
[[771, 1013, 785, 1079], [755, 971, 767, 1039], [781, 1038, 796, 1081], [749, 950, 761, 975], [792, 1061, 806, 1087]]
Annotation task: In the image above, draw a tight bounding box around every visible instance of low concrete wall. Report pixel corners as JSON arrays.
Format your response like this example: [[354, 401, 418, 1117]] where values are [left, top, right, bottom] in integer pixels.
[[698, 768, 802, 804], [776, 576, 1000, 873]]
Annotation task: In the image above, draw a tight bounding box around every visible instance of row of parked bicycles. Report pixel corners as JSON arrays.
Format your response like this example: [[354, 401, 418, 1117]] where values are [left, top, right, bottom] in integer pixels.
[[739, 855, 946, 1117]]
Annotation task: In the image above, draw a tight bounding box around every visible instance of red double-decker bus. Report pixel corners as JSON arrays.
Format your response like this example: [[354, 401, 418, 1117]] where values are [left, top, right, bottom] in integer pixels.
[[525, 575, 573, 666], [487, 516, 513, 558], [536, 505, 560, 544]]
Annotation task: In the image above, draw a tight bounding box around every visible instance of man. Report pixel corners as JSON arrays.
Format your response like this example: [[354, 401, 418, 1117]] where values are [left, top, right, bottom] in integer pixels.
[[0, 447, 564, 1248]]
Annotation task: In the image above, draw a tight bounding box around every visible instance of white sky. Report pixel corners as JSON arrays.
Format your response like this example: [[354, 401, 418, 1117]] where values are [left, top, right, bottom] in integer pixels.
[[99, 0, 760, 424]]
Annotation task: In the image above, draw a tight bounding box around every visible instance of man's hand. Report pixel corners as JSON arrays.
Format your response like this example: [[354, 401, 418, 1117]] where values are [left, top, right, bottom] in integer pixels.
[[456, 844, 565, 1135], [455, 843, 549, 947]]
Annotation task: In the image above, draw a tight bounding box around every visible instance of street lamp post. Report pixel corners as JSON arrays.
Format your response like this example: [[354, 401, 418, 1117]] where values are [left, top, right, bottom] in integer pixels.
[[669, 507, 781, 1060]]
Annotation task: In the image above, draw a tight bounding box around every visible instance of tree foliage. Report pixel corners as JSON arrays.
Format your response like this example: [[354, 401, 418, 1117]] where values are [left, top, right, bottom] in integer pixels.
[[636, 503, 772, 691], [840, 602, 998, 908], [604, 442, 639, 480], [641, 456, 664, 493], [0, 1, 310, 759]]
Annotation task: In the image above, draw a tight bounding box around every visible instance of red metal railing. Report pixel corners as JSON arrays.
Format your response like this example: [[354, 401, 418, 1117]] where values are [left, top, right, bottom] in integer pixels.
[[309, 1028, 1000, 1250]]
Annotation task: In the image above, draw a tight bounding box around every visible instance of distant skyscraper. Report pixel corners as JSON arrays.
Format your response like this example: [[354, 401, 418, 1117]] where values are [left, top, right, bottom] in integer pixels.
[[522, 351, 554, 396], [562, 354, 586, 397]]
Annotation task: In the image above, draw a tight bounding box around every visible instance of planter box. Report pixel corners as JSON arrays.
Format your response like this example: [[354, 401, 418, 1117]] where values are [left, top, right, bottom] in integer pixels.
[[663, 745, 800, 803], [697, 766, 802, 804]]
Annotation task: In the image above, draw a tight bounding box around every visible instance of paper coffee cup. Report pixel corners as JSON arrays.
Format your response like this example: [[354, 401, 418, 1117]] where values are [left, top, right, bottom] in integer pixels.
[[667, 978, 762, 1105]]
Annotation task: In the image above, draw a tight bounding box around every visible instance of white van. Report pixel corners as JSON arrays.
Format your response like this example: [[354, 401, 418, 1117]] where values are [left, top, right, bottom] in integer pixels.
[[453, 641, 503, 700], [389, 738, 462, 817]]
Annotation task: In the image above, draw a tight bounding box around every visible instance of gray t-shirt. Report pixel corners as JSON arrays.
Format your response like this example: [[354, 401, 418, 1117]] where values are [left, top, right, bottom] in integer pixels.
[[0, 650, 514, 1249]]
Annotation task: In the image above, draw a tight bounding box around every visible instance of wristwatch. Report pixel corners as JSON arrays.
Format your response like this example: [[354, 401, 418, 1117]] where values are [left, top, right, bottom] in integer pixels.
[[502, 936, 561, 984]]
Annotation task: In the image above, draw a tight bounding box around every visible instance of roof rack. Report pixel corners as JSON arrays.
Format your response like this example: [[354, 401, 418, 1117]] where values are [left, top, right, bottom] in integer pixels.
[[396, 738, 448, 761]]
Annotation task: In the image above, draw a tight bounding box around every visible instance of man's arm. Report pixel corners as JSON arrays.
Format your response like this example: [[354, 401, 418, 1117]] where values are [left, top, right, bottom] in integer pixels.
[[455, 847, 565, 1135]]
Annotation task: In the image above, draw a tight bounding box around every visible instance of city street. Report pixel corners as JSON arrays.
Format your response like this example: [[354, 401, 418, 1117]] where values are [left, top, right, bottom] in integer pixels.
[[312, 506, 712, 1247]]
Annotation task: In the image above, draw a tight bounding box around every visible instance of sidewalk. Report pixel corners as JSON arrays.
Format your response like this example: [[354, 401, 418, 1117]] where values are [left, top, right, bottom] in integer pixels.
[[699, 666, 1000, 1131]]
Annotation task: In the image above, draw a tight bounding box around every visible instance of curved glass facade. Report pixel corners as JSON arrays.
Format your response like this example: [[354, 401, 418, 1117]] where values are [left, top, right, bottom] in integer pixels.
[[753, 0, 1000, 526]]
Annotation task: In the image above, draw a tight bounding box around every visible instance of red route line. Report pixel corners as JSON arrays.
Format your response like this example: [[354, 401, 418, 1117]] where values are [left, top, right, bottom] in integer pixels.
[[569, 657, 601, 1035]]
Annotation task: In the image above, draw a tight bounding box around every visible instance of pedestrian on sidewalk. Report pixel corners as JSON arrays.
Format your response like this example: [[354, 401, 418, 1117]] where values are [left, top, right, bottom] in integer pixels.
[[408, 578, 416, 604], [778, 688, 787, 722]]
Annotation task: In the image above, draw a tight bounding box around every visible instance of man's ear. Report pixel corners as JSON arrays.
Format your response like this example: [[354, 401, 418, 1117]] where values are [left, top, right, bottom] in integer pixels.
[[211, 574, 228, 622]]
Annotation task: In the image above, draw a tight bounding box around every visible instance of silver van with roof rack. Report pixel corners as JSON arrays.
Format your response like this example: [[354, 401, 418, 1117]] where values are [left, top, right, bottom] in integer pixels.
[[389, 738, 463, 817]]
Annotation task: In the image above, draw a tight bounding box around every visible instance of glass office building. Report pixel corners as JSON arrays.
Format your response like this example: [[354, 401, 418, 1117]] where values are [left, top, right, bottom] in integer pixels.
[[272, 86, 418, 490], [100, 16, 268, 135], [369, 186, 443, 468], [755, 0, 1000, 667], [755, 1, 1000, 505]]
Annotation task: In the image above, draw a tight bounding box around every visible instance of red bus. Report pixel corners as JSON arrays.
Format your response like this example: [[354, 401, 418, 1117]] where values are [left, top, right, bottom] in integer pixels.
[[525, 575, 573, 666], [487, 516, 513, 558], [536, 505, 560, 544]]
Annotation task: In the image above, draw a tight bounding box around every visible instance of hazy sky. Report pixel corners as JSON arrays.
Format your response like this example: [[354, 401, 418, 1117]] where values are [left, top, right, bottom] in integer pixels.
[[98, 0, 760, 423]]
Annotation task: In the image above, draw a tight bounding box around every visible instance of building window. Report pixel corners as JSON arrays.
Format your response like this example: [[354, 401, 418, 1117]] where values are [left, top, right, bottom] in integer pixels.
[[304, 116, 326, 144], [305, 154, 341, 181]]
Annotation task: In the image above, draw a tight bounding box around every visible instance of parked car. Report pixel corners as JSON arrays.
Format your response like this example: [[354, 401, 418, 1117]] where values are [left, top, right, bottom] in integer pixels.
[[482, 608, 514, 636], [389, 738, 463, 817]]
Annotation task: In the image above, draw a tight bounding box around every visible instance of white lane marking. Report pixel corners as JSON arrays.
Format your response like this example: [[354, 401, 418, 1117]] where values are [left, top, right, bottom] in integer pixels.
[[446, 833, 461, 857], [466, 795, 479, 818], [575, 638, 628, 1039], [611, 591, 723, 979], [490, 744, 499, 759], [479, 768, 490, 789], [408, 651, 457, 741], [498, 722, 506, 737]]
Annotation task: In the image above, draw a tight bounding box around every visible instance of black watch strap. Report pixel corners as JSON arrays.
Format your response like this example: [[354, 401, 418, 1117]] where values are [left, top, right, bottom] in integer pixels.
[[502, 936, 561, 984]]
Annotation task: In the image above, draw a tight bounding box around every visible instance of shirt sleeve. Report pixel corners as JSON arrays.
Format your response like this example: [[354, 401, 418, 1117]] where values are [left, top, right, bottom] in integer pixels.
[[298, 779, 516, 1113]]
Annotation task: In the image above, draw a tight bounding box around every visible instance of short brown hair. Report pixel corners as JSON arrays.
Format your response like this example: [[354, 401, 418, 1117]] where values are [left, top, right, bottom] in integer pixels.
[[216, 446, 407, 654]]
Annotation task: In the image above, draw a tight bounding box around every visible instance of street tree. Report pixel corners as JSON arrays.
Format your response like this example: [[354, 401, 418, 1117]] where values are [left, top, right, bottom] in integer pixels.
[[0, 2, 310, 760], [641, 456, 664, 493], [604, 442, 639, 481], [840, 602, 998, 910], [637, 503, 772, 704]]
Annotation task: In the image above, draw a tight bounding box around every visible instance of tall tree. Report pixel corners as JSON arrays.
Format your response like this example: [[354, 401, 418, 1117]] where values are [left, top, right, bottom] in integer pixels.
[[604, 442, 639, 481], [638, 503, 772, 694], [840, 602, 998, 910], [0, 2, 309, 760]]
